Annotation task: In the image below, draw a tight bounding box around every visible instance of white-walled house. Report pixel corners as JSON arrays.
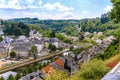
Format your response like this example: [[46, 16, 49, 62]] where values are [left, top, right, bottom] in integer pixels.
[[0, 71, 17, 80], [29, 30, 42, 40], [45, 38, 61, 48]]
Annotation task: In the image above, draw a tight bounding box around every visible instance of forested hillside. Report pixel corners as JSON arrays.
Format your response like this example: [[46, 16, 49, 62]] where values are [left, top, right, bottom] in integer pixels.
[[5, 13, 120, 37]]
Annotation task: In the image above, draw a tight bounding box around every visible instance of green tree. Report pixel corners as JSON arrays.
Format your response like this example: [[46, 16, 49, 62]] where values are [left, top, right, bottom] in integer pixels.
[[56, 33, 65, 40], [23, 68, 28, 76], [34, 65, 38, 71], [9, 51, 16, 58], [28, 66, 34, 73], [7, 74, 15, 80], [29, 45, 38, 59], [79, 59, 109, 80], [0, 36, 3, 42], [39, 64, 42, 69], [62, 26, 77, 36], [48, 44, 56, 52], [50, 30, 55, 38], [110, 0, 120, 22], [110, 0, 120, 53], [0, 76, 5, 80], [63, 38, 72, 44], [15, 73, 22, 80]]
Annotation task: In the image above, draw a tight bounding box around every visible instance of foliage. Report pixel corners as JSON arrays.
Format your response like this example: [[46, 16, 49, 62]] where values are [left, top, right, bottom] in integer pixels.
[[56, 33, 72, 44], [4, 17, 120, 38], [101, 13, 110, 24], [48, 43, 57, 52], [70, 46, 92, 54], [110, 0, 120, 22], [7, 74, 15, 80], [15, 73, 22, 80], [0, 76, 5, 80], [96, 39, 119, 60], [45, 70, 68, 80], [39, 64, 43, 69], [9, 51, 16, 58], [3, 22, 30, 36], [0, 36, 3, 42], [55, 33, 66, 41], [28, 66, 34, 73], [49, 30, 55, 38], [76, 59, 109, 80], [33, 65, 39, 71], [29, 45, 38, 59], [62, 26, 77, 36], [45, 59, 109, 80], [63, 38, 72, 44], [22, 68, 28, 76]]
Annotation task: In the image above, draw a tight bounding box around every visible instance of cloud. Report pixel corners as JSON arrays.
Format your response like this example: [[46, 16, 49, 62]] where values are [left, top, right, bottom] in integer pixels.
[[43, 2, 74, 12], [104, 5, 112, 12], [1, 11, 79, 20], [82, 10, 88, 14], [0, 0, 42, 10]]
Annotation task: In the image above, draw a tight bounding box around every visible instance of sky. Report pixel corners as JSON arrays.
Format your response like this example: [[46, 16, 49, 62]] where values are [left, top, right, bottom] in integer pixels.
[[0, 0, 113, 20]]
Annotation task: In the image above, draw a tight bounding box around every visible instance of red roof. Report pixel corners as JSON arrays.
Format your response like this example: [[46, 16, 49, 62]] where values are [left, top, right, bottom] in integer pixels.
[[41, 65, 56, 73], [55, 58, 64, 69], [106, 60, 119, 68]]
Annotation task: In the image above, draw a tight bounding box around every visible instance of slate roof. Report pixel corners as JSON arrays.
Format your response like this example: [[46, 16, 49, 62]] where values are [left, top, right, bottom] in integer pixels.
[[45, 38, 60, 43], [41, 55, 79, 75], [19, 70, 44, 80]]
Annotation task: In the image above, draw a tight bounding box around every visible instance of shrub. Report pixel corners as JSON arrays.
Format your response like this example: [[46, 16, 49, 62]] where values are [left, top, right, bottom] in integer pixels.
[[78, 59, 110, 80], [9, 51, 16, 58]]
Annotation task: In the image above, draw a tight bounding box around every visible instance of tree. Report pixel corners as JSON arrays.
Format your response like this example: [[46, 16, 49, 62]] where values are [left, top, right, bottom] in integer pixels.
[[101, 13, 110, 24], [48, 43, 56, 52], [34, 65, 38, 71], [50, 30, 55, 38], [56, 33, 65, 40], [110, 0, 120, 22], [23, 68, 28, 76], [39, 64, 42, 69], [29, 45, 38, 59], [28, 66, 34, 73], [7, 74, 15, 80], [9, 51, 16, 58], [0, 36, 3, 42], [110, 0, 120, 53], [0, 76, 5, 80], [63, 38, 72, 44], [15, 73, 22, 80], [79, 59, 110, 80]]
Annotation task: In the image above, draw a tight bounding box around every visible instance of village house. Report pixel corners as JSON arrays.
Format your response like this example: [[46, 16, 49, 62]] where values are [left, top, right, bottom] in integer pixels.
[[19, 70, 44, 80], [11, 38, 32, 58], [44, 38, 62, 48], [29, 30, 42, 40], [0, 19, 3, 35], [31, 39, 44, 53], [0, 46, 8, 58], [41, 54, 79, 75], [97, 32, 103, 36], [0, 71, 17, 80]]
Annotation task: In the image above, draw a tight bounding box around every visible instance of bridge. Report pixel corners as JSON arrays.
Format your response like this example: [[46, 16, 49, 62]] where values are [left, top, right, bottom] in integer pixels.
[[0, 49, 69, 74]]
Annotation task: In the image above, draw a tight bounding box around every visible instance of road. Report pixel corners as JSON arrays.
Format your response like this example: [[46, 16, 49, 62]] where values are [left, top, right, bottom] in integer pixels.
[[0, 49, 69, 74]]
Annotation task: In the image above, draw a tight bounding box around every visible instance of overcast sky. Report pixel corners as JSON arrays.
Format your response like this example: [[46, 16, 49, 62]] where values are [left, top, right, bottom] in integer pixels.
[[0, 0, 112, 20]]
